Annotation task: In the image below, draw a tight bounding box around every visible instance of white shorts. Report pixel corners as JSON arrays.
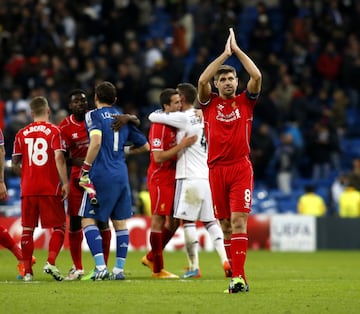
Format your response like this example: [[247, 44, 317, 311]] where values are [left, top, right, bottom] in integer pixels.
[[173, 178, 215, 222]]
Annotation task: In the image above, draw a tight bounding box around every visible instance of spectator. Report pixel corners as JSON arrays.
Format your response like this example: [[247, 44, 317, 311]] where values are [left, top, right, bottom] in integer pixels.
[[275, 132, 296, 195], [306, 121, 335, 181], [331, 172, 347, 215], [348, 157, 360, 191], [249, 1, 274, 58], [316, 40, 342, 91], [338, 174, 360, 218], [250, 123, 276, 184], [297, 184, 327, 216]]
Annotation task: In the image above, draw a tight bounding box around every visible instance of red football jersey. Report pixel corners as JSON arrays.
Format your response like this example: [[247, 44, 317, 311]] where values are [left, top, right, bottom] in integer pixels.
[[147, 122, 177, 186], [59, 114, 88, 178], [13, 121, 66, 196], [200, 91, 257, 168]]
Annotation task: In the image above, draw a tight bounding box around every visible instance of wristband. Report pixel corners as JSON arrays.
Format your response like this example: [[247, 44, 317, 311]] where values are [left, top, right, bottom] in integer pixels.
[[124, 146, 130, 155], [82, 161, 92, 172]]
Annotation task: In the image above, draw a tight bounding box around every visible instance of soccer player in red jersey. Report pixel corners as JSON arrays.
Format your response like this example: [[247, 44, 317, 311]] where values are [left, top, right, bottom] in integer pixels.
[[12, 96, 69, 281], [198, 28, 262, 293], [0, 127, 36, 279], [142, 88, 197, 278], [59, 90, 112, 280]]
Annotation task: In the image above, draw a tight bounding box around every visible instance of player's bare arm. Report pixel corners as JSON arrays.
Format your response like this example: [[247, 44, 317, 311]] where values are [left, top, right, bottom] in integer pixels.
[[152, 134, 197, 164], [198, 33, 232, 103], [125, 142, 150, 156], [0, 145, 7, 200], [229, 28, 262, 94], [79, 131, 101, 205], [112, 114, 141, 131], [11, 155, 22, 177], [55, 150, 69, 200], [83, 132, 102, 165]]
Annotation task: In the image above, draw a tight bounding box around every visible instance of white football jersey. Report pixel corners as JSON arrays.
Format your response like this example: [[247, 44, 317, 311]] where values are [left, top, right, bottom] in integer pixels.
[[148, 108, 208, 179]]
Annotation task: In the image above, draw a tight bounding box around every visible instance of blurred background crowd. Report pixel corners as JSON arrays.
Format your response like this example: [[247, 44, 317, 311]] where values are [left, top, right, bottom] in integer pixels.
[[1, 0, 360, 217]]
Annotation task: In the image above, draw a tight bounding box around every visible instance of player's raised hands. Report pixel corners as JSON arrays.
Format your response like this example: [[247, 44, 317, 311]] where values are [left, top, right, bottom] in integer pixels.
[[224, 31, 232, 57], [229, 27, 240, 52]]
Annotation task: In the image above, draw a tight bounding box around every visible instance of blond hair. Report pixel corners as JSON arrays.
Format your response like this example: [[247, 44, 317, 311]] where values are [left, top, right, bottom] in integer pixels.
[[30, 96, 49, 116]]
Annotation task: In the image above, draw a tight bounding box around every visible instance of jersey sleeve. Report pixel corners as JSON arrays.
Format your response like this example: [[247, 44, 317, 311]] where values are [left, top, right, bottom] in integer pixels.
[[12, 131, 23, 156], [51, 126, 65, 152], [59, 120, 70, 149], [148, 111, 187, 129], [127, 124, 148, 147], [85, 110, 102, 135], [149, 123, 166, 151]]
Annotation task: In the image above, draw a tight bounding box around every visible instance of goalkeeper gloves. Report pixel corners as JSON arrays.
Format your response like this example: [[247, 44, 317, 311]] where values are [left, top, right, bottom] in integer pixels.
[[79, 162, 98, 206]]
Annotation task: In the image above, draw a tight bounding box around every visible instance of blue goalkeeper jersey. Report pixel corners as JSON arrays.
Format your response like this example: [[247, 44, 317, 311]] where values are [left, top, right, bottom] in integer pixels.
[[85, 106, 146, 182], [81, 106, 147, 221]]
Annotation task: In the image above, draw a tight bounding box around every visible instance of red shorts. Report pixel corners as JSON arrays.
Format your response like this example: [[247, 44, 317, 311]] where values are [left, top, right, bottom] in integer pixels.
[[67, 178, 84, 217], [209, 157, 253, 219], [148, 183, 175, 216], [21, 196, 66, 229]]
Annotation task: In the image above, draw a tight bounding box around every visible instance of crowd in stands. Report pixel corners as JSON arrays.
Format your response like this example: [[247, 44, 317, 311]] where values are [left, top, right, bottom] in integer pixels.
[[1, 0, 360, 216]]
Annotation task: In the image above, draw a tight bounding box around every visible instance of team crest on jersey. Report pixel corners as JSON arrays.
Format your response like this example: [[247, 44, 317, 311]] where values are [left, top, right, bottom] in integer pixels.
[[152, 138, 161, 147], [72, 133, 79, 139], [160, 203, 165, 212]]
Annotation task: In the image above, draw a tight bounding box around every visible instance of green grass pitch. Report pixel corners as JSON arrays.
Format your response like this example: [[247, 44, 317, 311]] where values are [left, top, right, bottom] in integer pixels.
[[0, 249, 359, 313]]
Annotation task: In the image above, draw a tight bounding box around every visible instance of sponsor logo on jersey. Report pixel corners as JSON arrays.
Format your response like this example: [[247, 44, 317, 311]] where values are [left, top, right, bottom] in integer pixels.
[[216, 102, 241, 122]]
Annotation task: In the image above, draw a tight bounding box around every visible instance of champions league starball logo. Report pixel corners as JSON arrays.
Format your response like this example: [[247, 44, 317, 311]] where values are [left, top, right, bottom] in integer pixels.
[[152, 138, 161, 147]]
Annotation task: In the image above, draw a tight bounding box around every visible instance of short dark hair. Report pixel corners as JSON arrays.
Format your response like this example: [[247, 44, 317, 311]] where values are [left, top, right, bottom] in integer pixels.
[[304, 185, 315, 193], [214, 65, 237, 81], [159, 88, 178, 110], [177, 83, 197, 104], [95, 81, 116, 104]]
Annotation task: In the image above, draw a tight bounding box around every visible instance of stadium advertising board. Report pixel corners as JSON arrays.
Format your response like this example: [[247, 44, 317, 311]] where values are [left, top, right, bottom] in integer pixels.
[[270, 215, 316, 252], [0, 215, 271, 251]]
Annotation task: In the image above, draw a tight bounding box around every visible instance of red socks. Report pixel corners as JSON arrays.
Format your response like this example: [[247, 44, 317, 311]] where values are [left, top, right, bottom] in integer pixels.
[[230, 233, 248, 282], [224, 238, 232, 267], [69, 229, 83, 270], [0, 225, 22, 260], [21, 229, 34, 274], [149, 231, 163, 273], [147, 227, 175, 263], [47, 227, 65, 265]]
